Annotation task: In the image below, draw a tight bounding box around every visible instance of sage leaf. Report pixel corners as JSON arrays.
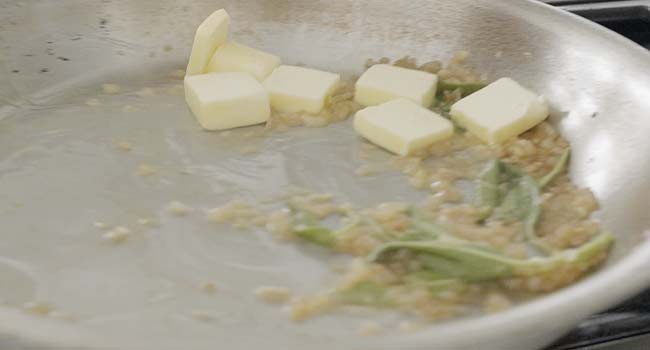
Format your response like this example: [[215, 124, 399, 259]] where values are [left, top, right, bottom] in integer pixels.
[[437, 80, 487, 97], [404, 271, 464, 293], [475, 160, 502, 220], [538, 148, 571, 189], [294, 226, 336, 247], [368, 233, 614, 281], [475, 160, 548, 252], [368, 240, 514, 282]]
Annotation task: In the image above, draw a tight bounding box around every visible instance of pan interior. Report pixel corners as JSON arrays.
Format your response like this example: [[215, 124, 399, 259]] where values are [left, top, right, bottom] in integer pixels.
[[0, 0, 649, 349]]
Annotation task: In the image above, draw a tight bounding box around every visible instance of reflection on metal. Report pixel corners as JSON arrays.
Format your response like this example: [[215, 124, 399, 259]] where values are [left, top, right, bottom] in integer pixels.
[[1, 1, 650, 350]]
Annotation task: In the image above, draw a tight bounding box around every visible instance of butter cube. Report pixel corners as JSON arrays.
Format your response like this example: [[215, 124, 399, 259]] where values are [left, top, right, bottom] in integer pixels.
[[207, 41, 281, 81], [184, 72, 270, 130], [186, 9, 231, 76], [263, 65, 340, 114], [355, 64, 438, 107], [450, 78, 549, 144], [354, 98, 454, 156]]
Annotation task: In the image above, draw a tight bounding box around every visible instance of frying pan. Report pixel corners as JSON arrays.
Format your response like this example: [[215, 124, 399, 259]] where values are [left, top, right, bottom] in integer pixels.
[[1, 0, 649, 349]]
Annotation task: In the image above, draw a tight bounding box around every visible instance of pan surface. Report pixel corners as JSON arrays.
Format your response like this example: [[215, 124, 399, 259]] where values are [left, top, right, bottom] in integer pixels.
[[0, 1, 649, 349]]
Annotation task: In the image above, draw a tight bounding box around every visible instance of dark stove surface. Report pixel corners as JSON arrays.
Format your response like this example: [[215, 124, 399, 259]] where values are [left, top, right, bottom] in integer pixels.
[[547, 0, 650, 48], [601, 21, 650, 49], [549, 290, 650, 349], [541, 2, 650, 349]]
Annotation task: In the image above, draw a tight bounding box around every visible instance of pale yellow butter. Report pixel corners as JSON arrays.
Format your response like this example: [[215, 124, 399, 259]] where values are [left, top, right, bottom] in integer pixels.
[[207, 41, 281, 82], [355, 64, 438, 107], [450, 78, 549, 144], [184, 72, 270, 130], [263, 65, 340, 114], [354, 98, 453, 156], [185, 9, 231, 76]]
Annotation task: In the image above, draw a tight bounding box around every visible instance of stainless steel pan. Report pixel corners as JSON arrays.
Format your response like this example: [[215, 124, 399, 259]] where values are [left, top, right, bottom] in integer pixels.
[[1, 1, 649, 349]]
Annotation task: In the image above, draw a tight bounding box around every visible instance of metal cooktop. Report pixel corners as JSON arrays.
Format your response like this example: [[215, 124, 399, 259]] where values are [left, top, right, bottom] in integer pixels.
[[543, 1, 650, 349]]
